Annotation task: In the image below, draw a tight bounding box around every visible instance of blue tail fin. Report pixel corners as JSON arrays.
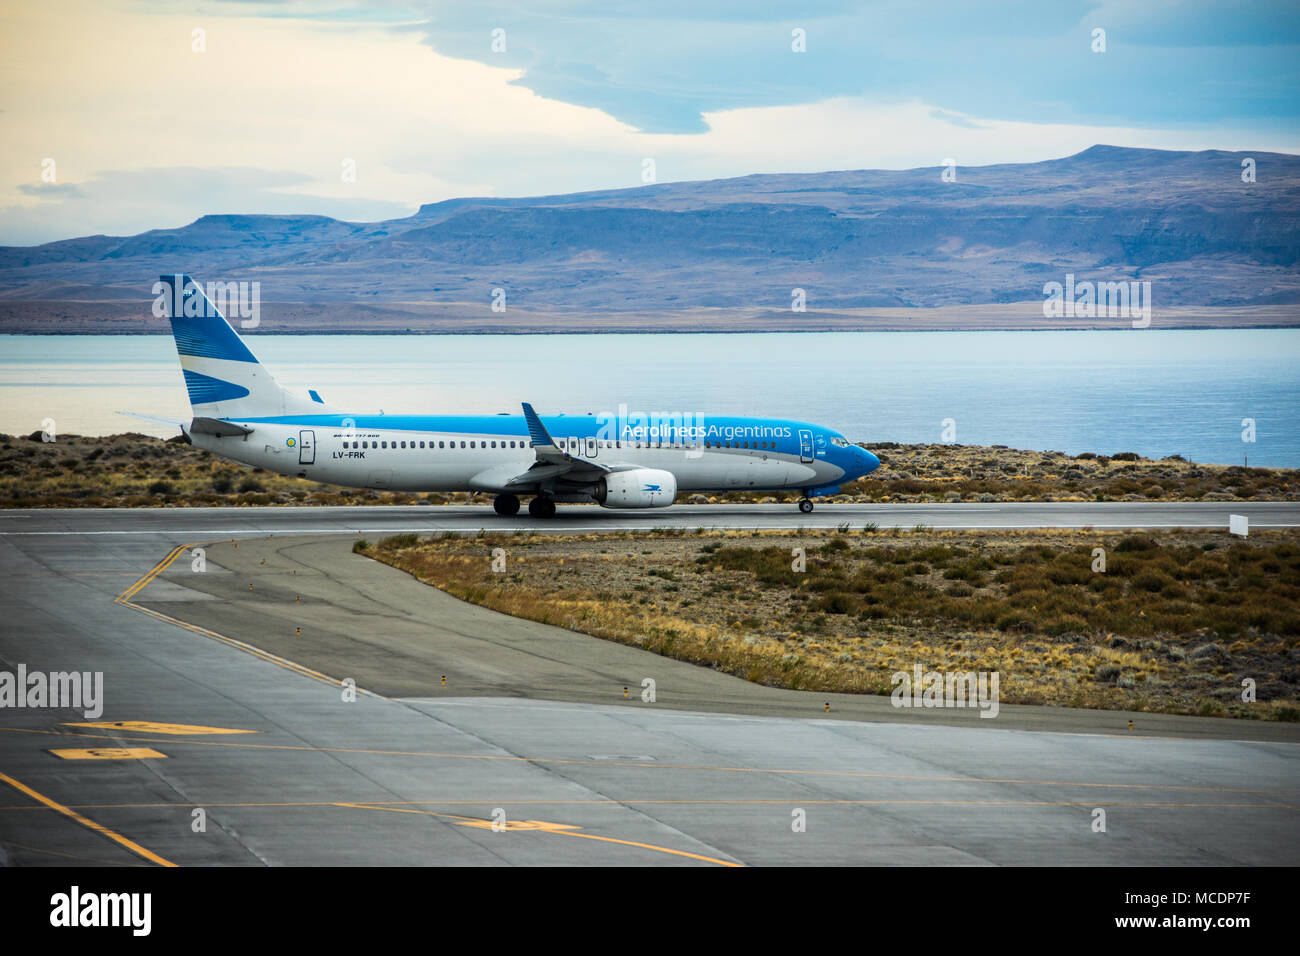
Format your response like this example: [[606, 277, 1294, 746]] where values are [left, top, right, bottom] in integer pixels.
[[158, 274, 325, 419]]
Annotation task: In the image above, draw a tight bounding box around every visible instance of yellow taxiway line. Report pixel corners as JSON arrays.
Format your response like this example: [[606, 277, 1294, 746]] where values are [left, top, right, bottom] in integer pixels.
[[0, 771, 176, 867], [336, 802, 743, 867]]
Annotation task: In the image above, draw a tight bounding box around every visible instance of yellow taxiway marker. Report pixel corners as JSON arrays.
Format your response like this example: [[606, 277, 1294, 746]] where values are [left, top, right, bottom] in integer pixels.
[[50, 747, 167, 761], [455, 818, 581, 832], [63, 721, 257, 736]]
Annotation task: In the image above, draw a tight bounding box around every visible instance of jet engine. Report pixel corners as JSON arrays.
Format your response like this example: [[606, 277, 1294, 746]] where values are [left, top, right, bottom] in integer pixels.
[[594, 469, 677, 509]]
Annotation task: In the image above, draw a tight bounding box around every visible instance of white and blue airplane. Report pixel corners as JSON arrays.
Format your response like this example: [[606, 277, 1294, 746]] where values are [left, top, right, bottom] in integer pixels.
[[131, 275, 879, 517]]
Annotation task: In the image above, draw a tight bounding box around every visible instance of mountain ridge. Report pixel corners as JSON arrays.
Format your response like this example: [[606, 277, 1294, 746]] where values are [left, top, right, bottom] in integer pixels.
[[2, 145, 1297, 321]]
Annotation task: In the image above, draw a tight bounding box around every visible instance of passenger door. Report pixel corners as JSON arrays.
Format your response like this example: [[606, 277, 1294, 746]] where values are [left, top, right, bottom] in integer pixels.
[[798, 429, 814, 463], [298, 429, 315, 465]]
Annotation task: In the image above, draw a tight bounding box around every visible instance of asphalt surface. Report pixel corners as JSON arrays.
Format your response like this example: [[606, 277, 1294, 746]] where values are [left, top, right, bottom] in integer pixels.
[[1, 500, 1297, 537], [0, 504, 1297, 867]]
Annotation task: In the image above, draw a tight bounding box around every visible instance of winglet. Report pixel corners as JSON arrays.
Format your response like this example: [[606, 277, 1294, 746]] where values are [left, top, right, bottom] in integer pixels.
[[521, 402, 557, 449]]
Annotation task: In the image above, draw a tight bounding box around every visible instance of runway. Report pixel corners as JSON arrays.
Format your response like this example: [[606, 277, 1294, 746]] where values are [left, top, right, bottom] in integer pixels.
[[1, 504, 1297, 866], [1, 499, 1297, 537]]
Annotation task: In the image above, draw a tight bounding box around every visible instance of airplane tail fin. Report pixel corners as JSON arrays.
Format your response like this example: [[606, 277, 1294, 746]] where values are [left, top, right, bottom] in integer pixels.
[[159, 274, 328, 420]]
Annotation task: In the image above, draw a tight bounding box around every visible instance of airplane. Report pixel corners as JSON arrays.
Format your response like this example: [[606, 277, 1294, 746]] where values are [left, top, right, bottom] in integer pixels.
[[128, 275, 880, 517]]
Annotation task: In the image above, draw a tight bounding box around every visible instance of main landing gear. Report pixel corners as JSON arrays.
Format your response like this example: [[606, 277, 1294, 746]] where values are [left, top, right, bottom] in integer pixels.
[[798, 497, 814, 514], [493, 493, 520, 517], [527, 495, 556, 518]]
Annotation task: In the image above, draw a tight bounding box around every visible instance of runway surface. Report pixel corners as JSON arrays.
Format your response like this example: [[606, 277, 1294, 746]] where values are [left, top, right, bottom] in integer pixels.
[[2, 499, 1297, 537], [1, 504, 1297, 866]]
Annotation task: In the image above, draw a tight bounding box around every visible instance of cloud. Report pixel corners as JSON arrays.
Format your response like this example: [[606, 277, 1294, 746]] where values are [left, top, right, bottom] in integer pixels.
[[16, 182, 85, 198], [929, 109, 987, 131], [407, 0, 1300, 133], [1, 0, 1297, 245]]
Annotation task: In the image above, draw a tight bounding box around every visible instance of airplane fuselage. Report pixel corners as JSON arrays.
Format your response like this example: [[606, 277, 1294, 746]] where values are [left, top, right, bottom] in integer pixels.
[[198, 413, 871, 498]]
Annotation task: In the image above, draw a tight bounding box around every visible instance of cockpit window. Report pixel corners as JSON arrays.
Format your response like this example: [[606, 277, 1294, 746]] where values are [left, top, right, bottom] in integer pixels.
[[831, 437, 850, 447]]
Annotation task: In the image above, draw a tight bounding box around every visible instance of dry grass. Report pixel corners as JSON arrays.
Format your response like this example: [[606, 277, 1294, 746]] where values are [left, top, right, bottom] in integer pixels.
[[372, 527, 1300, 721], [0, 432, 469, 508]]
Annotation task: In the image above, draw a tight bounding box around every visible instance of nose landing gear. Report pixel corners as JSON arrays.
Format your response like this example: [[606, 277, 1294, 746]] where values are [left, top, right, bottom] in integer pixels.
[[798, 497, 814, 514]]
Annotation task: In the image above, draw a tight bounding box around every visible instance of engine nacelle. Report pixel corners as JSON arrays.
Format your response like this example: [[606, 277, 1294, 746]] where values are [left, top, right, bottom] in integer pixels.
[[594, 468, 677, 509]]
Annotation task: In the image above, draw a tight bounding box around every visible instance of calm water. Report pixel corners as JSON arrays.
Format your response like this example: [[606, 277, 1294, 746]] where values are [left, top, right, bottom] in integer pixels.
[[2, 331, 1297, 467]]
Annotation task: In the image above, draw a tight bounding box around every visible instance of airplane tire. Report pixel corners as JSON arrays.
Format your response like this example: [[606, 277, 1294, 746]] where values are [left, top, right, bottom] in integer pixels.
[[798, 498, 814, 514], [528, 496, 556, 518], [493, 494, 520, 516]]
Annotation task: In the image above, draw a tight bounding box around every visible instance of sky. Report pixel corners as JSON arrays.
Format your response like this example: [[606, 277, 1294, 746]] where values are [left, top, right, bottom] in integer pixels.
[[1, 0, 1297, 245]]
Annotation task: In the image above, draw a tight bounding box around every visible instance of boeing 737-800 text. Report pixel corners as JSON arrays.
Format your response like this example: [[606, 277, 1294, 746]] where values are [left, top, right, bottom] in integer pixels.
[[128, 275, 880, 517]]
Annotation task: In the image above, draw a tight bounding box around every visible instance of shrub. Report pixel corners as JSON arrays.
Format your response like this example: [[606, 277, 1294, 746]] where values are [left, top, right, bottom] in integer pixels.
[[1116, 534, 1158, 553], [1094, 664, 1122, 683], [1130, 570, 1171, 592], [996, 610, 1037, 633]]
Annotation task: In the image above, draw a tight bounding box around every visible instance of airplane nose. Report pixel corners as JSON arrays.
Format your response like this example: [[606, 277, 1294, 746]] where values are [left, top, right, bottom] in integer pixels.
[[860, 447, 880, 475]]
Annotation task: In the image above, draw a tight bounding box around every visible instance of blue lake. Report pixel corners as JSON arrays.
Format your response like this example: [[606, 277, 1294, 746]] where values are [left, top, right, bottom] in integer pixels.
[[1, 330, 1297, 467]]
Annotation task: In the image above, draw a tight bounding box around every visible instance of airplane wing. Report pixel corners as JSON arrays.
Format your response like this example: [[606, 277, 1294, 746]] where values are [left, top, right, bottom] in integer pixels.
[[513, 401, 610, 483]]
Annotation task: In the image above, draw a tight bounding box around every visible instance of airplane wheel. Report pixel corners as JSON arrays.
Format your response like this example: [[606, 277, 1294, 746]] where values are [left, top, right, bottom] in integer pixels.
[[528, 496, 556, 518], [798, 498, 814, 514], [493, 493, 520, 516]]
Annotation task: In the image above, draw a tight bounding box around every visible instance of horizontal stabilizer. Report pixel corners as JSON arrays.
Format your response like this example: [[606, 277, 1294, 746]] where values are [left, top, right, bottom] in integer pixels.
[[190, 417, 253, 438], [117, 410, 187, 430]]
